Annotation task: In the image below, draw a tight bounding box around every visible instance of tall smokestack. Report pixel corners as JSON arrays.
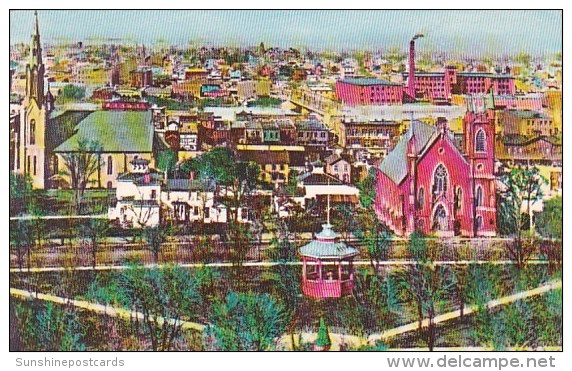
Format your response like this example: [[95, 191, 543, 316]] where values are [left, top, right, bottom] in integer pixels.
[[408, 39, 416, 98], [408, 34, 424, 99]]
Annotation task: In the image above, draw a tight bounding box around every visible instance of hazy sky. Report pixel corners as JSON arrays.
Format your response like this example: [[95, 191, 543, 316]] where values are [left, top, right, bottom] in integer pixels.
[[10, 10, 562, 55]]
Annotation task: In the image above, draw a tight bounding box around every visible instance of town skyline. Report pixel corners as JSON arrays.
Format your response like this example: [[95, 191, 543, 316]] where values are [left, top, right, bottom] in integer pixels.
[[10, 10, 562, 56]]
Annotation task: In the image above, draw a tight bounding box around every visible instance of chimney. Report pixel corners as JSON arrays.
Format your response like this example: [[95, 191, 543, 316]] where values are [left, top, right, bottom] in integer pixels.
[[437, 117, 448, 132], [144, 172, 151, 184], [408, 39, 416, 98]]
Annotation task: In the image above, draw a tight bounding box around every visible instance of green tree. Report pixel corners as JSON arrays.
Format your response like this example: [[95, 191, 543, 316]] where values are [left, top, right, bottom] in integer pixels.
[[143, 225, 169, 264], [59, 138, 103, 214], [500, 165, 547, 235], [206, 292, 285, 351], [180, 147, 261, 222], [315, 317, 331, 350], [354, 210, 392, 274], [10, 220, 35, 271], [80, 218, 110, 269], [332, 203, 358, 243], [12, 300, 85, 351], [353, 270, 400, 332], [356, 167, 377, 209], [535, 196, 562, 240], [9, 172, 33, 216], [269, 219, 297, 262], [56, 84, 86, 104], [397, 232, 454, 350], [119, 264, 202, 351], [226, 221, 252, 268]]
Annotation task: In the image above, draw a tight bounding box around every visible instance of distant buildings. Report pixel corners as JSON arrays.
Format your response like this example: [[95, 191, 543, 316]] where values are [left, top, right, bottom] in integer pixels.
[[130, 67, 153, 88], [336, 117, 402, 159], [500, 109, 555, 136], [405, 69, 516, 103], [336, 78, 403, 105]]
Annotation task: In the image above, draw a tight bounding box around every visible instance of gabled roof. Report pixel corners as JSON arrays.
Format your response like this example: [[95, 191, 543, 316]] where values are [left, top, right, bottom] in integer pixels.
[[166, 178, 216, 192], [297, 172, 343, 185], [238, 150, 289, 164], [377, 121, 440, 184], [54, 110, 153, 153]]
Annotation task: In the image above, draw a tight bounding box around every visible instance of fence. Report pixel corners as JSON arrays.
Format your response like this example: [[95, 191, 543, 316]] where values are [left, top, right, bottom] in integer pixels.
[[9, 236, 561, 270]]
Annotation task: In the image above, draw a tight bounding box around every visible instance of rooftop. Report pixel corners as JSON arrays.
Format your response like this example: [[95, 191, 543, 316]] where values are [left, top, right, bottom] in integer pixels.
[[299, 224, 358, 259], [377, 121, 440, 184], [506, 109, 551, 120], [297, 172, 343, 185], [339, 78, 400, 86], [54, 110, 154, 153], [166, 178, 216, 192]]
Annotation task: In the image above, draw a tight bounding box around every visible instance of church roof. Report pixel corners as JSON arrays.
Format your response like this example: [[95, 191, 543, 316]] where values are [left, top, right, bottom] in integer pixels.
[[54, 110, 153, 153], [377, 121, 439, 184]]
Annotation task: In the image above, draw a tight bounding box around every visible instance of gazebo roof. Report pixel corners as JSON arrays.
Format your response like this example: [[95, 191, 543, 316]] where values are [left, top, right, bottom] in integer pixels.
[[299, 224, 358, 259]]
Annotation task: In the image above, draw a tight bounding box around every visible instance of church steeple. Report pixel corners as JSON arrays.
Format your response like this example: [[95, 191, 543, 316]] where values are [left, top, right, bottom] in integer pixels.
[[30, 10, 42, 68], [26, 10, 45, 106]]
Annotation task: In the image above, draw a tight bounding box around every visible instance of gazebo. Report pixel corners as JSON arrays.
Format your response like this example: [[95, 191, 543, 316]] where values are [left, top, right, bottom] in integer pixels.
[[299, 222, 358, 299]]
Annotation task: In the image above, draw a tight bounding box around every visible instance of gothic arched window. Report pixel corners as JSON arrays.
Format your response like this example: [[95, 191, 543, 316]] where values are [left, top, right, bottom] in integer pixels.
[[476, 215, 483, 230], [455, 187, 463, 211], [432, 204, 448, 231], [476, 129, 486, 152], [433, 164, 448, 197], [476, 186, 483, 207], [418, 187, 425, 209], [107, 156, 113, 175], [30, 120, 36, 145]]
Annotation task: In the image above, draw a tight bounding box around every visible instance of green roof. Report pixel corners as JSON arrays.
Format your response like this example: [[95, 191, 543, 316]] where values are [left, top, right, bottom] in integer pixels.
[[54, 111, 153, 153], [507, 109, 551, 120], [378, 121, 439, 184], [340, 78, 400, 86], [299, 224, 358, 259]]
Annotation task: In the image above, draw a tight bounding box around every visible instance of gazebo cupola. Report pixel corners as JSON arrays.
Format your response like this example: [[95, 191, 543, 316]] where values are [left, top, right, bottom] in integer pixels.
[[299, 196, 358, 298]]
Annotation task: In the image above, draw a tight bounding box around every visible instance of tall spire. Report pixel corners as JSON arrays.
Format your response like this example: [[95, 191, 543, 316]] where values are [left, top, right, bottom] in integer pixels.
[[27, 10, 44, 105], [30, 10, 42, 68], [34, 10, 40, 37]]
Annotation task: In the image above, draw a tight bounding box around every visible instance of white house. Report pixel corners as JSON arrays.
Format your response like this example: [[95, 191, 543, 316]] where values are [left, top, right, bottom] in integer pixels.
[[108, 159, 163, 228], [162, 178, 228, 224]]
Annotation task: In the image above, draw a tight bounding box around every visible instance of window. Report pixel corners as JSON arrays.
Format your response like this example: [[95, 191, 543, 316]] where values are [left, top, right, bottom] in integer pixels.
[[432, 204, 448, 231], [476, 215, 483, 230], [29, 120, 36, 145], [107, 181, 113, 189], [241, 208, 248, 220], [433, 164, 448, 196], [455, 187, 463, 211], [151, 189, 157, 199], [107, 156, 113, 175], [204, 207, 210, 219], [418, 187, 425, 209], [27, 156, 31, 175], [33, 156, 37, 175], [476, 186, 483, 207], [53, 155, 58, 174], [475, 129, 486, 152]]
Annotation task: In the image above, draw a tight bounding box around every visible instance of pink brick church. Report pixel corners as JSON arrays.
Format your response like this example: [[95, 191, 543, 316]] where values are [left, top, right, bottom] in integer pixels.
[[374, 110, 497, 237]]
